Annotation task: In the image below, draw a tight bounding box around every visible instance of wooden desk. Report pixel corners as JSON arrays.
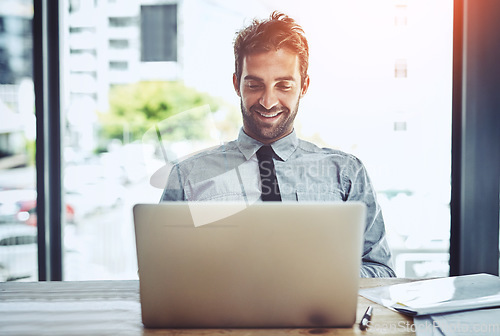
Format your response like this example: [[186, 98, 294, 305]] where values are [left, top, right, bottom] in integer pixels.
[[0, 278, 415, 335]]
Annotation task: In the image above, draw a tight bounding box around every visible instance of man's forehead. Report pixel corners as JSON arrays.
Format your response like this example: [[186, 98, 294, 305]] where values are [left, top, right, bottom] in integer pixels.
[[241, 49, 301, 79]]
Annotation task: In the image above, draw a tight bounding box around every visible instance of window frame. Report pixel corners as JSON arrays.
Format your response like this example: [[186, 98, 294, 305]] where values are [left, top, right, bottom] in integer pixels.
[[449, 0, 500, 276], [34, 0, 63, 281]]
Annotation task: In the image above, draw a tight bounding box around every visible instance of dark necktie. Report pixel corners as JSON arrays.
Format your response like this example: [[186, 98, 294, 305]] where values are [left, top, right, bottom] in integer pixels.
[[256, 145, 282, 202]]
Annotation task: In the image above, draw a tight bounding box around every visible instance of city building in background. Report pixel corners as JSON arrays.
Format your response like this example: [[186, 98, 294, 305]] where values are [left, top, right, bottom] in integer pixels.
[[0, 0, 33, 171], [0, 0, 36, 282], [64, 0, 182, 154]]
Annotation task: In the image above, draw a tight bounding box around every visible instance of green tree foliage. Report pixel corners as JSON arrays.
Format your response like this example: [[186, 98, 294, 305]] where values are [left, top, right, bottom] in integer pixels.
[[99, 81, 224, 143]]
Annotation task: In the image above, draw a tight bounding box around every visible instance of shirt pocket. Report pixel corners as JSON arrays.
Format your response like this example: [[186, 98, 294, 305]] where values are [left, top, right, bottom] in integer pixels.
[[295, 189, 344, 202], [185, 171, 261, 203]]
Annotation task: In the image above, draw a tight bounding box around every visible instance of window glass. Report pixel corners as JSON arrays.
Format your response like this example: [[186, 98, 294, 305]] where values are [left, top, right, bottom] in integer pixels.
[[140, 4, 177, 62], [60, 0, 452, 280], [0, 0, 37, 282], [109, 39, 129, 49]]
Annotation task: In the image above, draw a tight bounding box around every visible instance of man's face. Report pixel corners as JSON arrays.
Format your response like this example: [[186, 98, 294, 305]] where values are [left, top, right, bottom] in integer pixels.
[[233, 49, 309, 144]]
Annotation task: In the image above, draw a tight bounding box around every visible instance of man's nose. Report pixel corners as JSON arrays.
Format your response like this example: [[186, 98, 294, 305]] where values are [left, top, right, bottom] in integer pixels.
[[259, 89, 279, 110]]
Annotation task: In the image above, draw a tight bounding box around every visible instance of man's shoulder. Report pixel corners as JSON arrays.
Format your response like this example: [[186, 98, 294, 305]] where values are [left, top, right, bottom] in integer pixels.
[[297, 138, 361, 164]]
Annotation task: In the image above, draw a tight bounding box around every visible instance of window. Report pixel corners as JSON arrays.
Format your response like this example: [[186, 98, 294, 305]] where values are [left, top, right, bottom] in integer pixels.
[[69, 27, 95, 33], [140, 4, 177, 62], [69, 0, 81, 13], [395, 5, 408, 26], [393, 121, 407, 131], [22, 0, 471, 282], [109, 61, 128, 70], [109, 17, 137, 28], [0, 16, 32, 83], [394, 59, 407, 78], [109, 39, 129, 49], [0, 0, 36, 282]]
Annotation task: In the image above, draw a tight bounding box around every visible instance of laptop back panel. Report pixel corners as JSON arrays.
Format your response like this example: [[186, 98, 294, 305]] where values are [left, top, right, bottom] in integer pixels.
[[133, 202, 365, 328]]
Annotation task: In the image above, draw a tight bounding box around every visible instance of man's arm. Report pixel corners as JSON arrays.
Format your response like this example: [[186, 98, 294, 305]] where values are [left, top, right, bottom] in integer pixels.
[[358, 203, 396, 278], [160, 164, 186, 202], [345, 159, 396, 278]]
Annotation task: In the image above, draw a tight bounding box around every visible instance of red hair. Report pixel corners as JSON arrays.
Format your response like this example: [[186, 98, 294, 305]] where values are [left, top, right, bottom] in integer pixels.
[[233, 11, 309, 87]]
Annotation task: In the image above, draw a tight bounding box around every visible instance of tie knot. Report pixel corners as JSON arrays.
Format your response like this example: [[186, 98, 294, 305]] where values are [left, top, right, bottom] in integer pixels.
[[256, 145, 275, 159]]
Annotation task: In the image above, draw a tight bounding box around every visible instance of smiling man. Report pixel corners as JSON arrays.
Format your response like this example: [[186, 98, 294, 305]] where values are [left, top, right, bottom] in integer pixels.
[[161, 11, 395, 278]]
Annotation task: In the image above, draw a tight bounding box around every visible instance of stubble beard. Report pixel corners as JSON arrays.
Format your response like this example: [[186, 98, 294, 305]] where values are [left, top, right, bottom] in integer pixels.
[[241, 98, 300, 143]]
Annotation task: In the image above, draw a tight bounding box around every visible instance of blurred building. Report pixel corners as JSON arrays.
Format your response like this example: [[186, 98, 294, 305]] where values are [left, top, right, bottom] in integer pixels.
[[64, 0, 184, 154], [0, 1, 32, 84], [65, 0, 181, 108], [0, 1, 33, 169]]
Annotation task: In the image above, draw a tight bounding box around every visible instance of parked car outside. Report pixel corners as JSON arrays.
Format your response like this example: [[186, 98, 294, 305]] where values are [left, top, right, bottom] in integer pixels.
[[0, 224, 37, 281], [0, 189, 37, 224], [0, 189, 75, 226]]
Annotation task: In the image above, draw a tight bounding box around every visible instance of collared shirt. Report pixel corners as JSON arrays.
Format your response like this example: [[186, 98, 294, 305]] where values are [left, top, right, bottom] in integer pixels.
[[161, 129, 396, 278]]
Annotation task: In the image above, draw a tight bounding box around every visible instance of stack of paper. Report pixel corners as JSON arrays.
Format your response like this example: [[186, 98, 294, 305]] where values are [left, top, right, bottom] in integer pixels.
[[414, 308, 500, 336], [359, 273, 500, 336]]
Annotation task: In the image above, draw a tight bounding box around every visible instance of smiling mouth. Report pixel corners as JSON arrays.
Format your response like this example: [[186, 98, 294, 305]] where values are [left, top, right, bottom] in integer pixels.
[[257, 111, 281, 118]]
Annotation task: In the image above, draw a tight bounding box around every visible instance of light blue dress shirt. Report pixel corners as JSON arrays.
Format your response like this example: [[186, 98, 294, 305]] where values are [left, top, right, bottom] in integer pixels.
[[161, 129, 396, 278]]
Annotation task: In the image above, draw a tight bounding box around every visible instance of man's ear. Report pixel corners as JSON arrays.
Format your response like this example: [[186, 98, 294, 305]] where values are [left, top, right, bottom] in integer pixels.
[[300, 75, 310, 98], [233, 73, 241, 97]]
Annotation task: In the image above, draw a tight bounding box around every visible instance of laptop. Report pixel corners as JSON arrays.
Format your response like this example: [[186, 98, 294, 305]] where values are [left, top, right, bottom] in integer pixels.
[[133, 202, 366, 328]]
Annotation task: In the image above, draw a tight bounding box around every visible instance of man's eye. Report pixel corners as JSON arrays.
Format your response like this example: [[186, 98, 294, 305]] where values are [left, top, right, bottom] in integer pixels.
[[277, 85, 292, 91], [247, 84, 263, 90]]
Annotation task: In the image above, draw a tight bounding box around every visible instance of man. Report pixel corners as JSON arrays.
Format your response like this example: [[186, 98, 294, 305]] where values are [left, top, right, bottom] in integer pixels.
[[161, 11, 395, 278]]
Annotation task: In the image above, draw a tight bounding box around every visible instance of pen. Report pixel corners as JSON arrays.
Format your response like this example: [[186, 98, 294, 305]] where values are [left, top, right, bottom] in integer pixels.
[[359, 305, 373, 330]]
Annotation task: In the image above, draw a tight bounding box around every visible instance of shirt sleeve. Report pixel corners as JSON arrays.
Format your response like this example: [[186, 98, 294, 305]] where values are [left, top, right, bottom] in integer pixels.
[[343, 157, 396, 278], [160, 164, 186, 202]]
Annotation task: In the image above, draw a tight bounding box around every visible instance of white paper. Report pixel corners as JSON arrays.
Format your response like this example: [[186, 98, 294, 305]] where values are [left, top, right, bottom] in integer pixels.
[[430, 308, 500, 336], [359, 273, 500, 316], [414, 316, 445, 336]]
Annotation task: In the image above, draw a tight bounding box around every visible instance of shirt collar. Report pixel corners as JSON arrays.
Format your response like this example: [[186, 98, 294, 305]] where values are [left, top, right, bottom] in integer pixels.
[[237, 128, 298, 161]]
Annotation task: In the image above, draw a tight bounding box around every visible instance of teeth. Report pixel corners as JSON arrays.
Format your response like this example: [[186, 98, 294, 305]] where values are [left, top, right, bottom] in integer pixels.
[[259, 112, 280, 118]]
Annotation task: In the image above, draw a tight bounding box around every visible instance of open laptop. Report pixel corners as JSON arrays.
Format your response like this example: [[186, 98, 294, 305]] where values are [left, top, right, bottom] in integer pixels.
[[133, 202, 366, 328]]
